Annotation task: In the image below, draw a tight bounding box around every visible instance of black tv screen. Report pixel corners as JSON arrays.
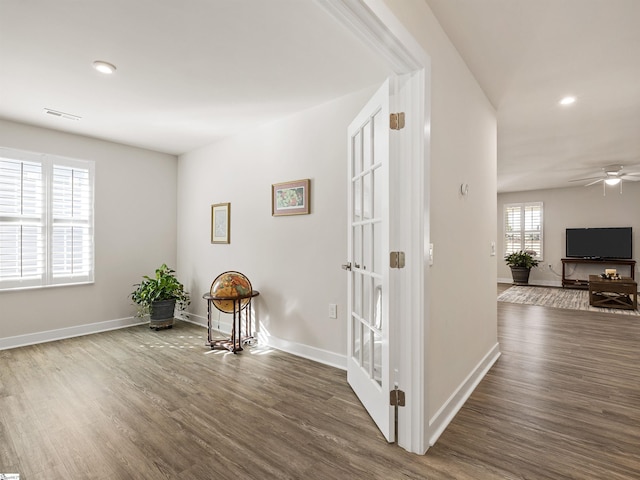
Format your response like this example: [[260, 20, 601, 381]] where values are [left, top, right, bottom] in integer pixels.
[[565, 227, 633, 259]]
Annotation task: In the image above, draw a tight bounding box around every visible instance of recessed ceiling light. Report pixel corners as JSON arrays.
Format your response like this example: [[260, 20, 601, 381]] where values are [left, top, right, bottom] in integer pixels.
[[559, 96, 576, 105], [93, 60, 116, 74]]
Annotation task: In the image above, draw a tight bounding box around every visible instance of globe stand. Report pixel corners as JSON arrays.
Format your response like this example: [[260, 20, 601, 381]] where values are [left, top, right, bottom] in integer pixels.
[[203, 290, 259, 353]]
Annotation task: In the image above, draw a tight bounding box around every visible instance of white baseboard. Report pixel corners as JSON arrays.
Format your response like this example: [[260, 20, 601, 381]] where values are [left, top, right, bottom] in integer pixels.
[[257, 331, 347, 370], [427, 343, 501, 447], [0, 316, 146, 351]]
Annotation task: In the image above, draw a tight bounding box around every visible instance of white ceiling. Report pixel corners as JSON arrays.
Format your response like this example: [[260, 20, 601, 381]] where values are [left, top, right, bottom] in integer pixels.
[[0, 0, 390, 155], [426, 0, 640, 192], [2, 1, 639, 193]]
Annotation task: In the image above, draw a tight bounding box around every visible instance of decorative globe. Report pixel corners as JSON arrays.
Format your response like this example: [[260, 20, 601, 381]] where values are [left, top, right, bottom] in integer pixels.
[[209, 271, 253, 313]]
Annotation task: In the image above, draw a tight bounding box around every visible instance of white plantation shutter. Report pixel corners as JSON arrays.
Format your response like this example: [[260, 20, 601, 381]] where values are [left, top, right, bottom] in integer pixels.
[[504, 202, 543, 260], [51, 166, 93, 280], [504, 205, 522, 256], [0, 159, 45, 285], [523, 204, 542, 256], [0, 148, 94, 290]]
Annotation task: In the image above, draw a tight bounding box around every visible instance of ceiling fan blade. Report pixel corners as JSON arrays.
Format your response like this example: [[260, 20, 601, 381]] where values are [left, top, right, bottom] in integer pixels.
[[569, 176, 603, 183], [621, 174, 640, 181], [584, 178, 604, 187]]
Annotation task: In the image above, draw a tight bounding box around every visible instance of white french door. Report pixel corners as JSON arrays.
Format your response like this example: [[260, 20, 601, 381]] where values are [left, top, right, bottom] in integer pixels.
[[346, 80, 394, 442]]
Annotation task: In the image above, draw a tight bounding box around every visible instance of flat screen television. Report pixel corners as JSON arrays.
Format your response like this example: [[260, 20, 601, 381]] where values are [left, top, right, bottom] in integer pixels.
[[565, 227, 633, 259]]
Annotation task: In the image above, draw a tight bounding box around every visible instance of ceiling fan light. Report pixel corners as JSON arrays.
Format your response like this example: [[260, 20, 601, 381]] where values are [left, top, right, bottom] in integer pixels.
[[559, 96, 576, 105], [605, 178, 621, 186]]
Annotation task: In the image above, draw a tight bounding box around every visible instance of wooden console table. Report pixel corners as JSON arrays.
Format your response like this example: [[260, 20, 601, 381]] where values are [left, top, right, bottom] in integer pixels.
[[203, 290, 259, 353], [588, 275, 637, 310], [561, 258, 636, 289]]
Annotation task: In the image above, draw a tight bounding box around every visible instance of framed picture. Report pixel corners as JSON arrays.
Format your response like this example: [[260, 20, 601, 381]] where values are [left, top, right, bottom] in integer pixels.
[[272, 179, 310, 216], [211, 203, 230, 244]]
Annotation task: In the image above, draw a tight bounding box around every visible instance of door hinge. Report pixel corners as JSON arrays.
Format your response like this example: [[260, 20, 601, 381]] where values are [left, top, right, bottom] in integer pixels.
[[390, 112, 405, 130], [390, 388, 406, 407], [390, 251, 405, 269]]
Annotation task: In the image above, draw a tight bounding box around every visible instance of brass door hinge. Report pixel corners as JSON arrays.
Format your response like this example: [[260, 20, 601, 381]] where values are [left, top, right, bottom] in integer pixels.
[[390, 112, 405, 130], [390, 388, 406, 407], [390, 251, 405, 269]]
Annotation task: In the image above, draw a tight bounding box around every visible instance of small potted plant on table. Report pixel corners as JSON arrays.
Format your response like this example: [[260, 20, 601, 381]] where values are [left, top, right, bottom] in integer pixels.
[[130, 264, 190, 330], [505, 250, 540, 285]]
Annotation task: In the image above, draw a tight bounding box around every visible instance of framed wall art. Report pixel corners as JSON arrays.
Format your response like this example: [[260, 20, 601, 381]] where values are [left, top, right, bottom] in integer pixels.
[[272, 179, 310, 216], [211, 202, 230, 244]]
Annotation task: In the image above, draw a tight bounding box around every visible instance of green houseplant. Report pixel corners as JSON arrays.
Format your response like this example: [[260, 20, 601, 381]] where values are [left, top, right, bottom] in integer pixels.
[[131, 264, 190, 330], [505, 250, 540, 285]]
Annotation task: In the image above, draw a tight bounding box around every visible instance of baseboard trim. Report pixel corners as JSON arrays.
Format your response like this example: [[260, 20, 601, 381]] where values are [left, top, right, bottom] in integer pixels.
[[428, 342, 501, 447], [0, 316, 146, 351], [257, 331, 347, 371]]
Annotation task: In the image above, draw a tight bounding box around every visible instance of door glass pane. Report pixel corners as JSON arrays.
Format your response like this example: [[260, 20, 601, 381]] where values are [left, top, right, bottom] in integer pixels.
[[363, 223, 371, 276], [363, 274, 371, 326], [373, 282, 382, 330], [351, 316, 361, 364], [372, 109, 383, 166], [354, 225, 362, 274], [353, 178, 362, 222], [373, 166, 382, 219], [363, 120, 372, 169], [373, 330, 382, 386], [353, 131, 362, 177], [354, 271, 362, 317], [363, 171, 372, 219], [362, 326, 371, 375], [372, 222, 382, 275]]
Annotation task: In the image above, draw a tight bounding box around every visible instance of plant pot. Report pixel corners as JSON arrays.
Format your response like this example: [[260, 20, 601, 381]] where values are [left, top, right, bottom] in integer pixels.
[[149, 299, 176, 330], [510, 266, 531, 285]]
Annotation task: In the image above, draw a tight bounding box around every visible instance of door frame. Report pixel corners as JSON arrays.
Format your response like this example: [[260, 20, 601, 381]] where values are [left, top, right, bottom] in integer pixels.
[[318, 0, 431, 454]]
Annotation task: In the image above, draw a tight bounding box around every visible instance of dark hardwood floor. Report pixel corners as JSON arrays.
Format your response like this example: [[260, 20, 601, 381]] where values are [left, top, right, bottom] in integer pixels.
[[1, 288, 639, 479]]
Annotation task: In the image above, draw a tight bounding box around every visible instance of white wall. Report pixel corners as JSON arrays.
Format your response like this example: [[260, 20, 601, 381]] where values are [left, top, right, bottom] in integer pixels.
[[177, 88, 376, 366], [0, 119, 177, 346], [498, 183, 640, 285], [382, 0, 499, 435]]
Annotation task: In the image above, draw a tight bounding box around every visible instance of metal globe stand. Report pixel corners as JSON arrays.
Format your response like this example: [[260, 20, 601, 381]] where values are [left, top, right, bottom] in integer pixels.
[[203, 271, 259, 353]]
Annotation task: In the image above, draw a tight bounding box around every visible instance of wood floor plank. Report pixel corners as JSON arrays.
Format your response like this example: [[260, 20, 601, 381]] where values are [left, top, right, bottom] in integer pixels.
[[1, 293, 639, 479]]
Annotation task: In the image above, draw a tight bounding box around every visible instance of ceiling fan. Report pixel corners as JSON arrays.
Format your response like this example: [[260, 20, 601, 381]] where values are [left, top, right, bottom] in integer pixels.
[[570, 164, 640, 194]]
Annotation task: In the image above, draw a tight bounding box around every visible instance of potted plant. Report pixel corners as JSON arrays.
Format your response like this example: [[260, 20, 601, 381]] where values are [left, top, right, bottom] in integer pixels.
[[504, 250, 540, 285], [130, 264, 190, 330]]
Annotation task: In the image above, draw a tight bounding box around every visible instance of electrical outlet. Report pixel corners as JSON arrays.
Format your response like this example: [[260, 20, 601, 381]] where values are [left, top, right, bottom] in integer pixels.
[[329, 304, 337, 319]]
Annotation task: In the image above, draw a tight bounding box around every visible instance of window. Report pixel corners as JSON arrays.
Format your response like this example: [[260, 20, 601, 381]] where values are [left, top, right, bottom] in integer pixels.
[[0, 148, 94, 290], [504, 202, 543, 260]]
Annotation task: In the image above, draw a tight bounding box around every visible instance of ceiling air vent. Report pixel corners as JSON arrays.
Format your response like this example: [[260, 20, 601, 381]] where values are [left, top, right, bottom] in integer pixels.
[[44, 108, 81, 121]]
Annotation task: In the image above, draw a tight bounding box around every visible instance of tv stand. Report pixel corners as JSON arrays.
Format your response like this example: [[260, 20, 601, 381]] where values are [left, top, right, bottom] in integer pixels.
[[561, 258, 636, 289]]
